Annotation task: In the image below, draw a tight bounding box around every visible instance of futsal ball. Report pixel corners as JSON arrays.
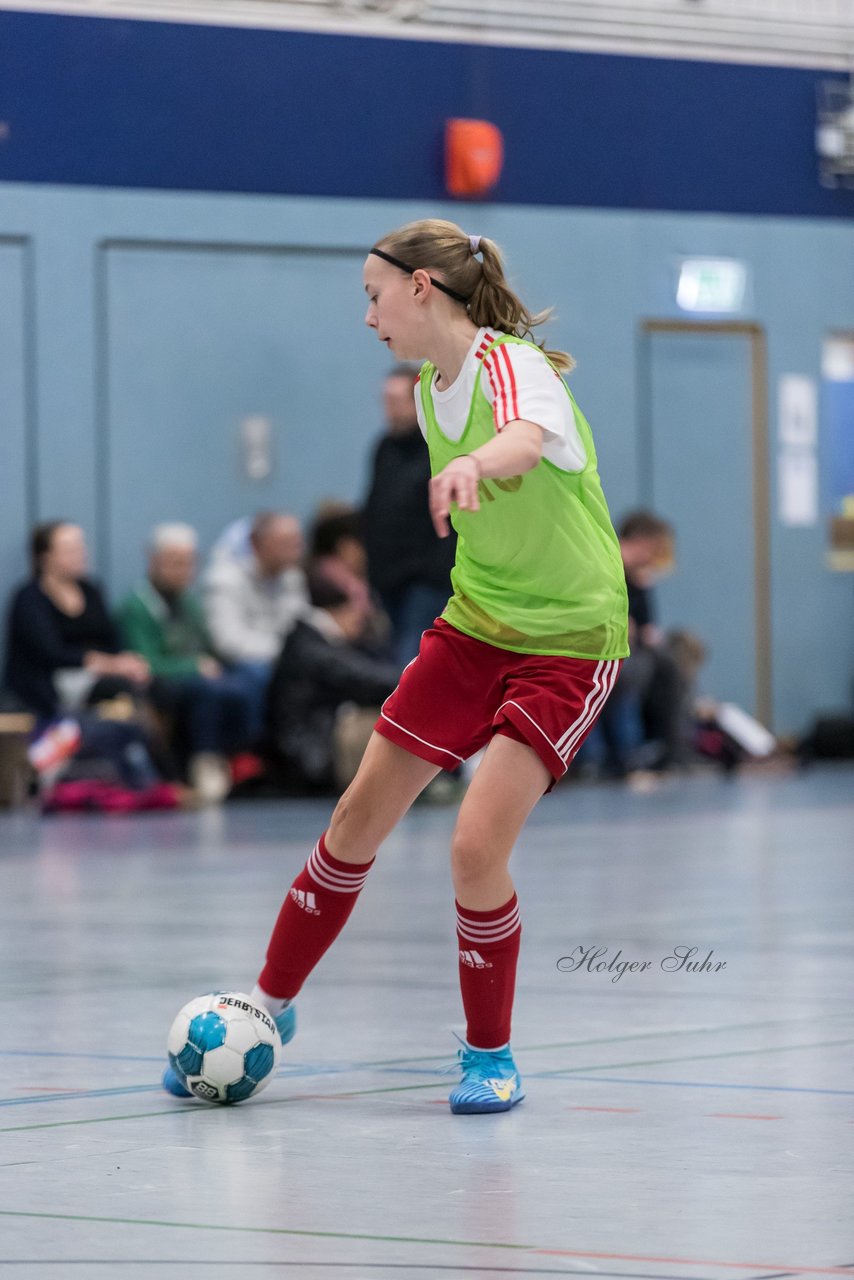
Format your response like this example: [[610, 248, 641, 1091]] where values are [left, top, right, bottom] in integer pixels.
[[167, 991, 281, 1104]]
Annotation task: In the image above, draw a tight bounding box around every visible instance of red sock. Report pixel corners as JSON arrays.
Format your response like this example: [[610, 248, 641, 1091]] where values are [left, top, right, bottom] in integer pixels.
[[258, 832, 374, 1000], [456, 894, 521, 1050]]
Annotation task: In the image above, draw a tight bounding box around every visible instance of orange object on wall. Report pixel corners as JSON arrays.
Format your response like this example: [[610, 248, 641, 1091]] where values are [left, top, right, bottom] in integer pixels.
[[445, 119, 504, 198]]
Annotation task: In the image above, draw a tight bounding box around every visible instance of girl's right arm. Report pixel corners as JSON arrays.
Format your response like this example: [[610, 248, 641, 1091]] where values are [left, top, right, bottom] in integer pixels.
[[429, 421, 544, 537]]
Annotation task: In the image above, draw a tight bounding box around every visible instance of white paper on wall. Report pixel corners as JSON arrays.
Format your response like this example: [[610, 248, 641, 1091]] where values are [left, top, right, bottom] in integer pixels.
[[778, 450, 818, 527], [778, 374, 818, 448]]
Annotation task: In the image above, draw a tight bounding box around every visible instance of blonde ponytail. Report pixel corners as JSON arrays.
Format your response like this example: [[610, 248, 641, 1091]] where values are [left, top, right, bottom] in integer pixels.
[[373, 218, 575, 373]]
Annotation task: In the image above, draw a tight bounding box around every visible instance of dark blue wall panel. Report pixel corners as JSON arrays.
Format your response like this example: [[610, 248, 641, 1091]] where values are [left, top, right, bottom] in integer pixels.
[[0, 10, 852, 217]]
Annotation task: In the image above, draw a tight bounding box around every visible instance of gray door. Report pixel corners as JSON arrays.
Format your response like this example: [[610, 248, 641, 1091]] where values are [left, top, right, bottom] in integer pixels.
[[99, 242, 389, 597], [639, 324, 768, 719], [0, 241, 32, 609]]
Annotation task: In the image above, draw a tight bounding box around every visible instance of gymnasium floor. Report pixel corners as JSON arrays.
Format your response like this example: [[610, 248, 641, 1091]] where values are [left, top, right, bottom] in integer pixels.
[[0, 764, 852, 1279]]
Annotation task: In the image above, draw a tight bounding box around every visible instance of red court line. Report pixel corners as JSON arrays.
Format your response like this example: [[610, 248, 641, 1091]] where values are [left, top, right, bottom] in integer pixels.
[[536, 1249, 852, 1274], [708, 1113, 783, 1120], [565, 1104, 783, 1119]]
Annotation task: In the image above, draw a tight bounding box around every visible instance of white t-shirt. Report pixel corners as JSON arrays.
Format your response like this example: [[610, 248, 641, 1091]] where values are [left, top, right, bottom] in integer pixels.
[[414, 328, 586, 473]]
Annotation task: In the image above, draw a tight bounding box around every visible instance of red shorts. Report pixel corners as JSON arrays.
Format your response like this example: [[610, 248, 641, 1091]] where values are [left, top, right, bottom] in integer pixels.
[[374, 618, 623, 792]]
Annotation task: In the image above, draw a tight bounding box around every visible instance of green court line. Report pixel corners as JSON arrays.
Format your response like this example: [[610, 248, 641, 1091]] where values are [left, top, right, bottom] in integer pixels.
[[0, 1084, 448, 1132], [0, 1210, 849, 1278], [356, 1013, 854, 1068], [0, 1110, 205, 1134], [0, 1210, 529, 1254], [534, 1036, 854, 1078]]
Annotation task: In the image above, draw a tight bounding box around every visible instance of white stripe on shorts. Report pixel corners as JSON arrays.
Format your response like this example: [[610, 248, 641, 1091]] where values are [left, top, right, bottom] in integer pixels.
[[557, 659, 620, 761]]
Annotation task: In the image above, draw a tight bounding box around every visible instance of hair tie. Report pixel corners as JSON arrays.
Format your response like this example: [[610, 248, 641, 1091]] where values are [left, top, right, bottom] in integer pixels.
[[468, 234, 482, 255]]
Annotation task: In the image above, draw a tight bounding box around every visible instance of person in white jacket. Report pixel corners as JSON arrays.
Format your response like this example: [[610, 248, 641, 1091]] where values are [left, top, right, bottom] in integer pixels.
[[203, 511, 309, 738]]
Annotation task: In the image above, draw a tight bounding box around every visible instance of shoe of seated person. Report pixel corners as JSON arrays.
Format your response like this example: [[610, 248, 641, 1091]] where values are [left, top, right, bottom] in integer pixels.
[[189, 752, 232, 804]]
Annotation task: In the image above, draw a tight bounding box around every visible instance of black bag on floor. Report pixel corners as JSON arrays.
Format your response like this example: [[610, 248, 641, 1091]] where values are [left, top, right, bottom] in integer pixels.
[[799, 714, 854, 759]]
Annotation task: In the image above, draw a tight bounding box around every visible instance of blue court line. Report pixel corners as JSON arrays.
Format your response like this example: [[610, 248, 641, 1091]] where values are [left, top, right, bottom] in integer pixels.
[[0, 1050, 353, 1077], [2, 1069, 852, 1110], [0, 1050, 163, 1063], [0, 1085, 162, 1108]]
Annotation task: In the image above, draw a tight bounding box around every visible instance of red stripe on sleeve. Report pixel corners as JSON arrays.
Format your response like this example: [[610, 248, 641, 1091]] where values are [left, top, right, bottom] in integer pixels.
[[476, 331, 496, 362], [498, 343, 521, 422], [485, 352, 509, 427], [483, 357, 502, 425]]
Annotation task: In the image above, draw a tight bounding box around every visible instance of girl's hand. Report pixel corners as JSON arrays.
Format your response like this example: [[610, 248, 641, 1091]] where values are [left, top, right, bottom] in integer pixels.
[[429, 455, 481, 537]]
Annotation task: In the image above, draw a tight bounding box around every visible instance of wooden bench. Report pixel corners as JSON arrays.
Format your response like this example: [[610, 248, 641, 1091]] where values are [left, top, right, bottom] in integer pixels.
[[0, 712, 36, 808]]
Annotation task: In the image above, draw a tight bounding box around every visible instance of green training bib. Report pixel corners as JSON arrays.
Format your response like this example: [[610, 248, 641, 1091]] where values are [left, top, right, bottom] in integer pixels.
[[420, 334, 629, 660]]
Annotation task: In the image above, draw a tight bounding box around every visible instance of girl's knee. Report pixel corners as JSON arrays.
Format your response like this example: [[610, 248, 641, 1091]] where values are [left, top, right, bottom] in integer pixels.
[[450, 826, 501, 887]]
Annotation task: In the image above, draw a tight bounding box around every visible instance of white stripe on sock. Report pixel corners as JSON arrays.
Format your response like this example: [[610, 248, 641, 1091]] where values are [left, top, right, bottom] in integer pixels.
[[456, 910, 521, 936], [457, 908, 521, 943], [457, 919, 521, 945], [312, 843, 370, 883], [307, 844, 371, 894], [460, 906, 522, 936]]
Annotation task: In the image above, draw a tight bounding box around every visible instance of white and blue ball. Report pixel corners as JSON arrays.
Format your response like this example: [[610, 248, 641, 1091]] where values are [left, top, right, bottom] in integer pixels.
[[167, 991, 281, 1104]]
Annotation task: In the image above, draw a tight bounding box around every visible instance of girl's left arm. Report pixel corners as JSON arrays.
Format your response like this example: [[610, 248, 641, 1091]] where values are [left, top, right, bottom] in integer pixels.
[[429, 421, 544, 537]]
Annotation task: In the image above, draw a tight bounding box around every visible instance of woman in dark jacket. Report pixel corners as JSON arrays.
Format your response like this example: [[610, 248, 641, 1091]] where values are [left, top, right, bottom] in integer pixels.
[[4, 520, 150, 720]]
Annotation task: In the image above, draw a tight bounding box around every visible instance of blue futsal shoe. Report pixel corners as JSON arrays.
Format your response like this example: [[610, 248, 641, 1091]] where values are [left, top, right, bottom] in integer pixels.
[[274, 1001, 297, 1047], [162, 1063, 192, 1098], [447, 1039, 525, 1115]]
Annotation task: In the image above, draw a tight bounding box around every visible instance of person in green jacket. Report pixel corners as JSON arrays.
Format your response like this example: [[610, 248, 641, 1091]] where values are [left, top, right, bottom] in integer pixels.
[[116, 524, 255, 802]]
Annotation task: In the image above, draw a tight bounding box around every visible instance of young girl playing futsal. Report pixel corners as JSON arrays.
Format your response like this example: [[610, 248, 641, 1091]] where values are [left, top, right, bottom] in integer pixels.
[[164, 218, 629, 1114]]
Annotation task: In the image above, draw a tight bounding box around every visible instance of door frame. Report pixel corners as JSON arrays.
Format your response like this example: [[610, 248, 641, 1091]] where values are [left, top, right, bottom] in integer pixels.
[[637, 319, 772, 728]]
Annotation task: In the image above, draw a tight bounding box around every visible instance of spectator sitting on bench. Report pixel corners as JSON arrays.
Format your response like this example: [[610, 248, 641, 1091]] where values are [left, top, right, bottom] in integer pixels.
[[116, 523, 256, 803], [203, 511, 310, 743], [4, 520, 149, 721], [264, 572, 399, 794]]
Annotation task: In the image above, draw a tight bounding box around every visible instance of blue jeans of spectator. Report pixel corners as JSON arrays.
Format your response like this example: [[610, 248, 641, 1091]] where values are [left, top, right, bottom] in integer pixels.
[[150, 673, 256, 756], [597, 649, 654, 776], [226, 660, 274, 744], [72, 712, 162, 788], [380, 583, 450, 668]]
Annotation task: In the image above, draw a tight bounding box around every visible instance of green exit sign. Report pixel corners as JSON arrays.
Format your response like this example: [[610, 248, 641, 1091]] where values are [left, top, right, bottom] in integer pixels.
[[676, 258, 747, 313]]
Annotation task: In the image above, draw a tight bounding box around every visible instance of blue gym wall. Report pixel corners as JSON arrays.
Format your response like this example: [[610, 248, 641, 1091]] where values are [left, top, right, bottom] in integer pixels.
[[1, 12, 852, 735]]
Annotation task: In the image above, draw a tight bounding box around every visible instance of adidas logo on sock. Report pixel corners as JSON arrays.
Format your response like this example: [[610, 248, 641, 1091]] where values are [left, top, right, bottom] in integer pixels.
[[290, 888, 321, 915], [459, 949, 492, 969]]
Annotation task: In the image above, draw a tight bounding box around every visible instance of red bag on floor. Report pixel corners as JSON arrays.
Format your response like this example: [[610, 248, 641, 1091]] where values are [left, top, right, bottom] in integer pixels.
[[42, 779, 181, 813]]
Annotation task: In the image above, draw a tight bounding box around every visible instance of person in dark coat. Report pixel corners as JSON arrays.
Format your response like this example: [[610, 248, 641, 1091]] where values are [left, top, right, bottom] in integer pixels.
[[362, 365, 456, 665], [265, 575, 399, 793], [597, 510, 689, 777], [4, 521, 150, 721], [3, 520, 170, 791]]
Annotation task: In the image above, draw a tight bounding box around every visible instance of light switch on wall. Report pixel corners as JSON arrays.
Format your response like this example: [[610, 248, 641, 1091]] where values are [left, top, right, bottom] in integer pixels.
[[240, 415, 273, 481]]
